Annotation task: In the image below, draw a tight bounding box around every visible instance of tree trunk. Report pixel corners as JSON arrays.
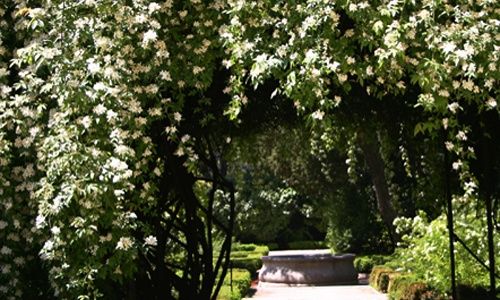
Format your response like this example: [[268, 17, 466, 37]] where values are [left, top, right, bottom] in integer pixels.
[[357, 128, 399, 243]]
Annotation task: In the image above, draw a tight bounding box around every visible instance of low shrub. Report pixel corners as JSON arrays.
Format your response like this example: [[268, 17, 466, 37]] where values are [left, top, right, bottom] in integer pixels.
[[251, 245, 269, 256], [225, 243, 269, 278], [217, 268, 251, 300], [232, 243, 257, 252], [372, 263, 493, 300], [380, 271, 401, 293], [231, 257, 262, 277], [217, 286, 240, 300], [388, 274, 444, 300], [267, 243, 279, 251], [230, 251, 250, 258], [392, 211, 500, 293], [226, 269, 252, 295], [457, 284, 492, 300], [369, 266, 396, 291], [389, 274, 414, 299], [287, 240, 327, 250], [354, 255, 392, 273]]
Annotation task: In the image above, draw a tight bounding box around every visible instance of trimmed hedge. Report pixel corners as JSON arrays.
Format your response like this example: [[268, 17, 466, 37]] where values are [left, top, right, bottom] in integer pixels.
[[232, 243, 257, 252], [231, 257, 262, 277], [370, 264, 494, 300], [251, 245, 269, 256], [370, 266, 398, 292], [370, 267, 444, 300], [227, 244, 269, 278], [230, 251, 251, 258], [457, 284, 493, 300], [388, 274, 443, 300], [217, 268, 252, 300], [287, 240, 327, 250], [267, 240, 327, 251], [354, 255, 392, 273]]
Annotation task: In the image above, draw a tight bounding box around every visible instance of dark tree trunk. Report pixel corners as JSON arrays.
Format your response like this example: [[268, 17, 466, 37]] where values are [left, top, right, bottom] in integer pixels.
[[357, 127, 399, 243]]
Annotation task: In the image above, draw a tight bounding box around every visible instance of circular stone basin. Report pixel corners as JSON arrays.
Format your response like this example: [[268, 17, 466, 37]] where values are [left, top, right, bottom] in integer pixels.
[[258, 252, 357, 285]]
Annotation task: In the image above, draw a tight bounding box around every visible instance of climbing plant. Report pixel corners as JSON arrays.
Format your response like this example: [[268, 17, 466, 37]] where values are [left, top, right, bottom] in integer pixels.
[[0, 0, 498, 299], [1, 1, 236, 299]]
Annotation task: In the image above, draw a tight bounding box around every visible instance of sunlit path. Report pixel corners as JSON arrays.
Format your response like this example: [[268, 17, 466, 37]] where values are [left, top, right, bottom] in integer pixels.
[[244, 284, 387, 300], [245, 249, 387, 300]]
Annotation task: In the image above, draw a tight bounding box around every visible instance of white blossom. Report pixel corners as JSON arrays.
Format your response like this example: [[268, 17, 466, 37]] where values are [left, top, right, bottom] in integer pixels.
[[51, 226, 61, 235], [116, 237, 133, 250], [87, 60, 101, 74], [456, 131, 467, 141], [0, 246, 12, 255], [81, 116, 92, 129], [148, 2, 161, 14], [173, 112, 182, 122], [94, 104, 107, 115], [144, 235, 158, 246], [35, 215, 46, 229], [486, 98, 497, 109], [441, 42, 456, 54], [143, 30, 158, 45], [312, 110, 325, 120]]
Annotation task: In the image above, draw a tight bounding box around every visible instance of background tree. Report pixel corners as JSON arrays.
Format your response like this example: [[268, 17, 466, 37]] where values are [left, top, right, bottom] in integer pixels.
[[0, 1, 498, 299], [224, 0, 498, 295]]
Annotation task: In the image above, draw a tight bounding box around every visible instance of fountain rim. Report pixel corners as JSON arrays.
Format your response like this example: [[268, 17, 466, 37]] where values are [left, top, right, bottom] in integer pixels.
[[261, 252, 355, 262]]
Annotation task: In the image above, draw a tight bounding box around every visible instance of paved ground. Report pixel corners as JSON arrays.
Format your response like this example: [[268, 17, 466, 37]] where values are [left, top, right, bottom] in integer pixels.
[[243, 284, 387, 300], [244, 249, 388, 300]]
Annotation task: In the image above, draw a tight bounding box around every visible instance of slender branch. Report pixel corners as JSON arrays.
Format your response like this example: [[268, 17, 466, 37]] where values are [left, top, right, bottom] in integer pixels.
[[454, 233, 500, 280]]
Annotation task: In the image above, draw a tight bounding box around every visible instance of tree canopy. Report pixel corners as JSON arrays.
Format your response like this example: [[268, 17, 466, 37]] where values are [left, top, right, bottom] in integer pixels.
[[0, 0, 498, 299]]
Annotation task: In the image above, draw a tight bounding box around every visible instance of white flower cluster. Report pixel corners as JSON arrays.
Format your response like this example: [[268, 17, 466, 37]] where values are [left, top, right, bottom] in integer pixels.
[[1, 0, 230, 297]]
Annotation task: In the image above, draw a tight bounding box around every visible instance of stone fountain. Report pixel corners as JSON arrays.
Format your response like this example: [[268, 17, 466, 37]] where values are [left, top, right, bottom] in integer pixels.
[[258, 249, 357, 286]]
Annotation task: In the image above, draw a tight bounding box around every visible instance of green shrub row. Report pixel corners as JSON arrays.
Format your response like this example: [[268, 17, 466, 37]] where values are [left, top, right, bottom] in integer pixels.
[[370, 266, 493, 300], [389, 274, 444, 300], [251, 245, 270, 256], [232, 243, 257, 252], [369, 266, 399, 293], [392, 212, 499, 292], [370, 266, 444, 299], [230, 251, 252, 258], [228, 243, 269, 279], [354, 254, 392, 273], [217, 269, 252, 300], [267, 240, 327, 251], [231, 257, 262, 277], [217, 242, 267, 300]]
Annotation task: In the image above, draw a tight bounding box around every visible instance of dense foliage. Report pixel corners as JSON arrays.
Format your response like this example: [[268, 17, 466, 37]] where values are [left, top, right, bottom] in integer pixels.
[[0, 0, 498, 299], [393, 209, 499, 293], [224, 0, 498, 296], [1, 1, 236, 299]]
